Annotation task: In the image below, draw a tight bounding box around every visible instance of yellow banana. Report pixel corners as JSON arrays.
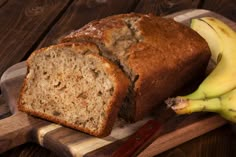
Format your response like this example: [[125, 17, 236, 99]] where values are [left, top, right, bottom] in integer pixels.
[[167, 17, 236, 123], [170, 88, 236, 123], [183, 17, 236, 99]]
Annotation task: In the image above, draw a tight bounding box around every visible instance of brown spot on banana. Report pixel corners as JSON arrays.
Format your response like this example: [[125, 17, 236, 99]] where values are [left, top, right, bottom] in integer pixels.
[[228, 109, 236, 112]]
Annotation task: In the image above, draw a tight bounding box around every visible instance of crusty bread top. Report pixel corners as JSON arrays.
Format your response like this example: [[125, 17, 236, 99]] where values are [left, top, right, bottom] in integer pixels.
[[62, 13, 209, 79], [61, 13, 210, 86], [61, 13, 211, 121]]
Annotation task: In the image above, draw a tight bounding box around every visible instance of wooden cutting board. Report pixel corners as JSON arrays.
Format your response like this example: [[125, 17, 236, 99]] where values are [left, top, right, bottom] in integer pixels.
[[0, 9, 234, 157]]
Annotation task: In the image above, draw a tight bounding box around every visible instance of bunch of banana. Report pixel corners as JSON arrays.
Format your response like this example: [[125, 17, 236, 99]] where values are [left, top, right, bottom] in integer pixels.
[[167, 17, 236, 123]]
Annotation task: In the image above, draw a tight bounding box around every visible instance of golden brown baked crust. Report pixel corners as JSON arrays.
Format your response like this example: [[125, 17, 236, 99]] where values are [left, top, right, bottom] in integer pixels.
[[61, 13, 211, 121], [18, 42, 130, 137]]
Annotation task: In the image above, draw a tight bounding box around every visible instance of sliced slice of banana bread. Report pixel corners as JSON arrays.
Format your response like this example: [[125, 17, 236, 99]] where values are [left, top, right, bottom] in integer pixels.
[[18, 42, 130, 137]]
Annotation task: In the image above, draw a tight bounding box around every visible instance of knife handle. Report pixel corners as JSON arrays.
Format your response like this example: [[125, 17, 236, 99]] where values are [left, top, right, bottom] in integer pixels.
[[112, 119, 162, 157]]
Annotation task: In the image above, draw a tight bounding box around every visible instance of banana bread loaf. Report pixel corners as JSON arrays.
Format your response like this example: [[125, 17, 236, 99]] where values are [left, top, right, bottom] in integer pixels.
[[19, 13, 211, 137], [60, 13, 211, 121], [18, 42, 130, 137]]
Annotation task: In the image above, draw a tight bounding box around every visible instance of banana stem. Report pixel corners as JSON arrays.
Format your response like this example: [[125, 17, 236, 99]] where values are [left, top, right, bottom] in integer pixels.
[[171, 97, 222, 114]]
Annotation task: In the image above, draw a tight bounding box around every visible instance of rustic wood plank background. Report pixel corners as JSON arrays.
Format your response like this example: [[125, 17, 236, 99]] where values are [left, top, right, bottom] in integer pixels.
[[0, 0, 72, 77], [38, 0, 140, 48], [0, 0, 236, 156]]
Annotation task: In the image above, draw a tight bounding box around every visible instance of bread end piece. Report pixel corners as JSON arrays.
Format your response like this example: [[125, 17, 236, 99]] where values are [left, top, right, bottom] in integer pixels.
[[18, 42, 130, 137]]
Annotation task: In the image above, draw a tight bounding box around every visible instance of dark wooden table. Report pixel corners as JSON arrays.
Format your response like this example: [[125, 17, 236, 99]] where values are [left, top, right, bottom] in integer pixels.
[[0, 0, 236, 156]]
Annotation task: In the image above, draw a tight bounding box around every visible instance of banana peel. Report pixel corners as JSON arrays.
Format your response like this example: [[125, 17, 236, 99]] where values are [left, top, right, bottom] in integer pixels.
[[183, 17, 236, 100], [168, 88, 236, 123], [169, 17, 236, 123]]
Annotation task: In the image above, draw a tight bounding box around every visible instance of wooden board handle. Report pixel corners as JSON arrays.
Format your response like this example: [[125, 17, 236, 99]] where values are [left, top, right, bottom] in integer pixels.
[[0, 112, 33, 153]]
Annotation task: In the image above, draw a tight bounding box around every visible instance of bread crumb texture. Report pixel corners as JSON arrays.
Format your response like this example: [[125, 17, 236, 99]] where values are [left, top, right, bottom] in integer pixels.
[[19, 44, 117, 136]]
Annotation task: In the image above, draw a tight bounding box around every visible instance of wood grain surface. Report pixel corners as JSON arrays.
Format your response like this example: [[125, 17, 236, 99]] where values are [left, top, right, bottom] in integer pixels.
[[200, 0, 236, 21], [134, 0, 200, 15], [0, 0, 236, 156], [0, 0, 71, 76], [2, 124, 235, 157], [157, 124, 236, 157], [38, 0, 140, 48]]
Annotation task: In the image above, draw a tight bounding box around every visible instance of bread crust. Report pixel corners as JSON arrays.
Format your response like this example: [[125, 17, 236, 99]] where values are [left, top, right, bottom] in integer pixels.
[[18, 42, 130, 137], [18, 13, 211, 137], [61, 13, 211, 121]]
